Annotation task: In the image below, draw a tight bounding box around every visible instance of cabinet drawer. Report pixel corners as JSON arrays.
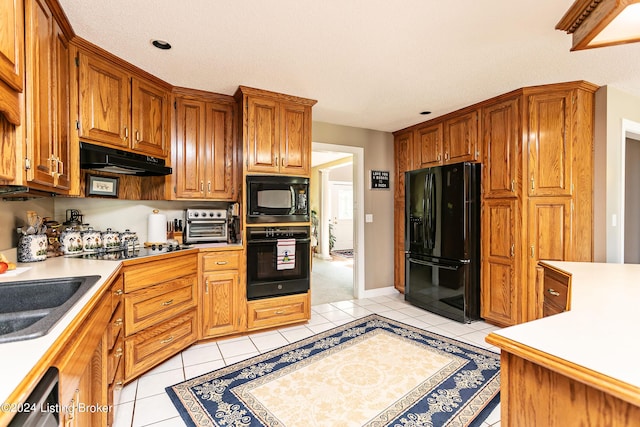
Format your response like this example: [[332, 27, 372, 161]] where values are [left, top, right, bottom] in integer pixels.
[[201, 251, 240, 271], [124, 309, 197, 380], [107, 302, 124, 350], [124, 253, 197, 292], [110, 274, 124, 313], [247, 293, 310, 330], [108, 337, 124, 385], [542, 268, 571, 316], [125, 274, 197, 336]]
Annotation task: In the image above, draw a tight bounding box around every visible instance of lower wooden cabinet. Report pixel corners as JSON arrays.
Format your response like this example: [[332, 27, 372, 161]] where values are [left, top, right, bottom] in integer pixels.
[[121, 253, 198, 381], [200, 250, 246, 338], [247, 292, 310, 331], [537, 262, 571, 318], [124, 309, 198, 380]]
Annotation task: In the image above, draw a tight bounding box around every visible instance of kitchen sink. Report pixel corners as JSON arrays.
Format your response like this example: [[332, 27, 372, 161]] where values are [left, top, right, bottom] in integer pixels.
[[0, 276, 100, 343]]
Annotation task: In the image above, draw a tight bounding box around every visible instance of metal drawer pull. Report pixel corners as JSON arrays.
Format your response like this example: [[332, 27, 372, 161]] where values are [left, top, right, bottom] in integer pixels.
[[160, 335, 174, 344], [161, 299, 174, 306], [547, 288, 561, 297], [216, 261, 228, 265], [274, 310, 286, 315]]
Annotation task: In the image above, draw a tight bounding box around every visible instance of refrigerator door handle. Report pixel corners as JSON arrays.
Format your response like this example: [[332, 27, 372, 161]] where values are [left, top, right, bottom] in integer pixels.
[[408, 257, 461, 271]]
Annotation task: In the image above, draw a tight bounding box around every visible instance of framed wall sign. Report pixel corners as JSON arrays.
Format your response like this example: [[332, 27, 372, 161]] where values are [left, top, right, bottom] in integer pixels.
[[87, 175, 119, 197], [370, 170, 390, 189]]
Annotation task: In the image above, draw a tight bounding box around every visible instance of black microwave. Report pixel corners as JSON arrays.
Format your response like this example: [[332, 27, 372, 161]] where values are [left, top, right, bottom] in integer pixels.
[[246, 175, 309, 223]]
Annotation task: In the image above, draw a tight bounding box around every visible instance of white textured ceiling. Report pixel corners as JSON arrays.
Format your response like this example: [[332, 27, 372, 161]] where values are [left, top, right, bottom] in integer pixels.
[[57, 0, 640, 132]]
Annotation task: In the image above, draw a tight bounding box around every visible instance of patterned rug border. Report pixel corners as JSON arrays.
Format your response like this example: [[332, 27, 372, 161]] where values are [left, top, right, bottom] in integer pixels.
[[167, 314, 500, 427]]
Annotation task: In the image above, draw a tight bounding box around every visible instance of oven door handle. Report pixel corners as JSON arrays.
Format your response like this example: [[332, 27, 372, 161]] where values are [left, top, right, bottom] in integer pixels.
[[247, 237, 311, 245]]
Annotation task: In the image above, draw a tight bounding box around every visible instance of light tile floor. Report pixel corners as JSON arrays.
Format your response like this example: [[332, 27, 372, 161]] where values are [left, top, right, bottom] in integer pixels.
[[112, 294, 502, 427]]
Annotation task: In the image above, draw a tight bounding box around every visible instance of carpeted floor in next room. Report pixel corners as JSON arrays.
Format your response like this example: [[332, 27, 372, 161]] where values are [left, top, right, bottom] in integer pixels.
[[112, 294, 503, 427]]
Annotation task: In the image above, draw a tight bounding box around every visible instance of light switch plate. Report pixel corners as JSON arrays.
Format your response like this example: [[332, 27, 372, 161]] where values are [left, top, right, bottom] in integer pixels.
[[365, 214, 373, 223]]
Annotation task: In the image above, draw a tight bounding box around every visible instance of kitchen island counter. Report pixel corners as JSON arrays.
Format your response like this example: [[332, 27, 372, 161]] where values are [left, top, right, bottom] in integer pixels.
[[486, 261, 640, 425]]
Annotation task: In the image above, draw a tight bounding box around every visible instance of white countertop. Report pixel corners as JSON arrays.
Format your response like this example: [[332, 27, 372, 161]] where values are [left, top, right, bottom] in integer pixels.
[[0, 256, 121, 407], [489, 261, 640, 389]]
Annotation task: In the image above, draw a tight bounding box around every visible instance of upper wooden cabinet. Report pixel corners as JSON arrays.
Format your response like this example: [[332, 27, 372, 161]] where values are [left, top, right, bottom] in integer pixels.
[[77, 50, 169, 158], [444, 109, 480, 163], [173, 90, 237, 200], [482, 97, 520, 198], [527, 90, 573, 197], [399, 109, 480, 171], [236, 86, 316, 176], [0, 0, 24, 126], [24, 0, 72, 193], [414, 122, 443, 168], [0, 0, 24, 93]]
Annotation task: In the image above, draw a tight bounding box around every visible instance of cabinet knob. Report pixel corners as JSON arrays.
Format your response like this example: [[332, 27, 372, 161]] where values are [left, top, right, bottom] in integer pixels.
[[114, 289, 123, 296], [114, 318, 123, 327]]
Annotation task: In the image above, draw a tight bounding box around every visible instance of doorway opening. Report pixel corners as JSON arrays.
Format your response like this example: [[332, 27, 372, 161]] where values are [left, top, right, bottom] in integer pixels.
[[310, 142, 364, 305]]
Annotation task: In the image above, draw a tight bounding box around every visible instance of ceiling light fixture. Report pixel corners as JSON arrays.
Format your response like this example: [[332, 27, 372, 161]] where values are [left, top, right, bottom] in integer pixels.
[[151, 39, 172, 50], [557, 0, 640, 50]]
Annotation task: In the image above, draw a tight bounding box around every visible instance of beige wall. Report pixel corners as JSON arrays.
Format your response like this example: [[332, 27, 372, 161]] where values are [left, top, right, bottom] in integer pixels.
[[624, 138, 640, 263], [312, 121, 394, 291], [0, 198, 55, 256]]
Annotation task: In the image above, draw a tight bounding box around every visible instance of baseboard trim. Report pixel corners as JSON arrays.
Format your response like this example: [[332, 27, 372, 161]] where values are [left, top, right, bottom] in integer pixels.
[[361, 286, 399, 299]]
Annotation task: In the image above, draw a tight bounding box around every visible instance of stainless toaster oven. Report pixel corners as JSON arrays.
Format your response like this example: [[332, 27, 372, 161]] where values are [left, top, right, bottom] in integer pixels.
[[183, 208, 228, 243]]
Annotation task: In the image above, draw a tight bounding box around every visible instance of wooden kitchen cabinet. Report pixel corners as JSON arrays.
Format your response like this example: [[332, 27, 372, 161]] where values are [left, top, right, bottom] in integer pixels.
[[236, 86, 316, 176], [482, 97, 520, 198], [121, 253, 198, 380], [173, 89, 237, 200], [24, 0, 72, 192], [200, 250, 246, 338], [413, 122, 443, 168], [393, 81, 596, 328], [0, 0, 23, 126], [443, 109, 480, 163], [393, 130, 412, 292], [247, 292, 311, 331], [481, 198, 519, 325], [77, 49, 170, 158], [537, 262, 572, 318]]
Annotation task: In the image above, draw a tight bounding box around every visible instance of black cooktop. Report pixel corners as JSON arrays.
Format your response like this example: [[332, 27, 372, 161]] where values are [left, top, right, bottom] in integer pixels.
[[68, 243, 191, 260]]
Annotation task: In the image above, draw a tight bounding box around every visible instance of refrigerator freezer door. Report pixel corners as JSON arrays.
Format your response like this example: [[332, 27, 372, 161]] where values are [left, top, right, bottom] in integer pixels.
[[405, 255, 478, 323]]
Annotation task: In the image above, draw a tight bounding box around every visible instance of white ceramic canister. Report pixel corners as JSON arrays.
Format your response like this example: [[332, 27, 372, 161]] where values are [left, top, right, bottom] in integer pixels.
[[59, 227, 83, 254], [81, 227, 103, 252], [17, 234, 48, 262], [101, 228, 121, 249]]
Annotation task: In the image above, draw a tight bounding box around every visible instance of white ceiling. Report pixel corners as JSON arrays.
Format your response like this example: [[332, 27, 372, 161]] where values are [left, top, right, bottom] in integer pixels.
[[58, 0, 640, 133]]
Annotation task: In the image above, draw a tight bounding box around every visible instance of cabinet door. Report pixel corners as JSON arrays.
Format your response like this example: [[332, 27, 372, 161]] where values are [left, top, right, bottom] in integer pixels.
[[174, 97, 206, 198], [205, 101, 235, 199], [414, 122, 443, 168], [25, 0, 55, 187], [279, 101, 310, 176], [0, 0, 24, 92], [393, 131, 412, 292], [527, 197, 572, 320], [202, 270, 240, 337], [131, 77, 168, 157], [246, 96, 279, 173], [444, 110, 479, 163], [53, 22, 70, 190], [78, 52, 130, 148], [527, 91, 573, 197], [482, 98, 519, 198], [481, 198, 519, 326]]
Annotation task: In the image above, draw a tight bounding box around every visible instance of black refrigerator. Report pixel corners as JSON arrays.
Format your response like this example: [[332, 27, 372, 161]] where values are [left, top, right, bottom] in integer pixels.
[[405, 162, 481, 323]]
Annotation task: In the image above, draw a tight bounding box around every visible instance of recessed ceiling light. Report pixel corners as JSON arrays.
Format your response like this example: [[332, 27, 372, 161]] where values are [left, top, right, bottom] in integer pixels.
[[152, 39, 172, 50], [420, 111, 431, 115]]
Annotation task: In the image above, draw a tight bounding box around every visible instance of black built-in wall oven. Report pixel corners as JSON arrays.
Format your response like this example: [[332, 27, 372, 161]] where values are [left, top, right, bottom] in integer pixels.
[[246, 226, 310, 300], [246, 175, 309, 223]]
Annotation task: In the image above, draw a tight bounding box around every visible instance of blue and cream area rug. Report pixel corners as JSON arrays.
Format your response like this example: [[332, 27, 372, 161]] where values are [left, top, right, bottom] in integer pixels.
[[166, 314, 500, 426]]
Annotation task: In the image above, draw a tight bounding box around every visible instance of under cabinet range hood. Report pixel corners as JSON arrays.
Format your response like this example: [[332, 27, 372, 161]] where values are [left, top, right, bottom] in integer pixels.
[[80, 142, 172, 176]]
